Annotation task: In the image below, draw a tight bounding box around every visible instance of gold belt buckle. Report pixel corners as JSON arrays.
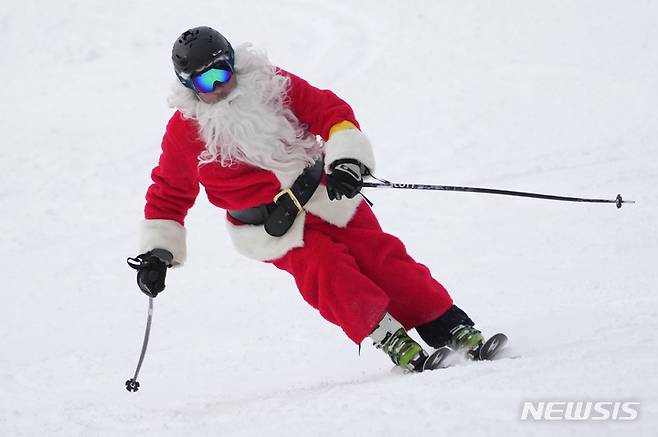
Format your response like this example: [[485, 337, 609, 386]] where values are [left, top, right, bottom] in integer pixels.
[[273, 188, 304, 214]]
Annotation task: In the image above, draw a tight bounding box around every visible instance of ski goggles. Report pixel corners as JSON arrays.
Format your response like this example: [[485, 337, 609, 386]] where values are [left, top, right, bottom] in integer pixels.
[[191, 67, 233, 93]]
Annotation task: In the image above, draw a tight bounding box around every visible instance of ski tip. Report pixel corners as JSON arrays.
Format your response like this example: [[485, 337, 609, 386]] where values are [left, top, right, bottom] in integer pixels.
[[478, 333, 508, 360], [423, 346, 458, 371]]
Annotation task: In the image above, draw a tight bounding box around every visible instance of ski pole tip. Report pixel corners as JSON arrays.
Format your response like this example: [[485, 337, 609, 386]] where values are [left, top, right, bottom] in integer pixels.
[[616, 194, 636, 209], [125, 378, 140, 392]]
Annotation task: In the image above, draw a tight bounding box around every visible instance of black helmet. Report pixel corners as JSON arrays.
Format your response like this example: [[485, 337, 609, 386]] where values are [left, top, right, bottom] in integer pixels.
[[172, 26, 234, 88]]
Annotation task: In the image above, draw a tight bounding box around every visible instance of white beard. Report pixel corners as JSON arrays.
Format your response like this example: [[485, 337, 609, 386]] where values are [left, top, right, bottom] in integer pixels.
[[167, 44, 324, 186]]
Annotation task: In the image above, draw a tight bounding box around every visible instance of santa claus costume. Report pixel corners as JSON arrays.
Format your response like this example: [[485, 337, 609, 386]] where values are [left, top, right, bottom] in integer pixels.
[[133, 26, 487, 372]]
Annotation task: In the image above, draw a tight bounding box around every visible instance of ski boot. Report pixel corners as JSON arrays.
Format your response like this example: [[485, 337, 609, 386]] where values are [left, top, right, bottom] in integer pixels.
[[449, 324, 485, 358], [370, 313, 428, 372], [450, 325, 508, 361], [422, 325, 485, 369], [416, 306, 508, 363]]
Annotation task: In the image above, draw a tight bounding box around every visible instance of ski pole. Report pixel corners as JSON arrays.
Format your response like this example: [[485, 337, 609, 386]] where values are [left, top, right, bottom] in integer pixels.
[[125, 297, 154, 392], [362, 178, 635, 209]]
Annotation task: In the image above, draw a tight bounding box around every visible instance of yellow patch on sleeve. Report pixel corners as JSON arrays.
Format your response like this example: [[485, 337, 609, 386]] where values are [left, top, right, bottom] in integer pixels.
[[328, 121, 358, 138]]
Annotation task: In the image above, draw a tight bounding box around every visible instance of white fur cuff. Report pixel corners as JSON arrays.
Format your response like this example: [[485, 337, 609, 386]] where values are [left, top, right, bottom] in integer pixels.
[[139, 219, 187, 266], [226, 188, 362, 262], [324, 128, 376, 174], [226, 213, 306, 261]]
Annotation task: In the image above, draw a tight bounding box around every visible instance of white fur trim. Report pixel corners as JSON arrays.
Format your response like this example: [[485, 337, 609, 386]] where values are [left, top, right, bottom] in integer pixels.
[[139, 219, 187, 266], [271, 165, 305, 189], [305, 185, 361, 227], [226, 213, 306, 261], [225, 187, 362, 261], [324, 129, 376, 174]]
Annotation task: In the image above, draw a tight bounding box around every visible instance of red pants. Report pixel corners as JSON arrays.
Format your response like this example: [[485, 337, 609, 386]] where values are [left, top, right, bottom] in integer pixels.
[[270, 203, 453, 344]]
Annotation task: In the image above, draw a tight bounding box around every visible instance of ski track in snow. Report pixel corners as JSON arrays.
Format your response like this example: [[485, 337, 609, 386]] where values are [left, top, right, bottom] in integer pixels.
[[1, 1, 657, 436]]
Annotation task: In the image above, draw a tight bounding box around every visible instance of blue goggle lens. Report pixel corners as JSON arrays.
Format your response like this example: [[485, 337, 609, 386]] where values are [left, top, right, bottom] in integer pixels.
[[191, 68, 233, 93]]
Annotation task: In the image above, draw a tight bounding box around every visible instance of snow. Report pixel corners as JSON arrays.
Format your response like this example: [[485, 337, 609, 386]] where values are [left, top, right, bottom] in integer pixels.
[[1, 1, 657, 436]]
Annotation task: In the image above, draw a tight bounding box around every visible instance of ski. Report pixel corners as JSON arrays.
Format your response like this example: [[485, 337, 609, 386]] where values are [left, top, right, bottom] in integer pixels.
[[423, 346, 455, 370], [476, 333, 508, 361], [422, 333, 510, 371]]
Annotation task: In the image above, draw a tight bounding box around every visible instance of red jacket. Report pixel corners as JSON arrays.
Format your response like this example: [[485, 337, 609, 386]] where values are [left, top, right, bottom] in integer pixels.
[[140, 70, 375, 264], [145, 71, 360, 225]]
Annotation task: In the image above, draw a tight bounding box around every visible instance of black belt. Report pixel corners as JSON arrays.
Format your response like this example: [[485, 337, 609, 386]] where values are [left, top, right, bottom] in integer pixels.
[[228, 159, 323, 237]]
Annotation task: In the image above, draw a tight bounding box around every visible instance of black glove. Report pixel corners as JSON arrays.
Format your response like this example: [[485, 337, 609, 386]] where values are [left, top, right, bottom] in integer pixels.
[[127, 249, 173, 298], [326, 159, 367, 200]]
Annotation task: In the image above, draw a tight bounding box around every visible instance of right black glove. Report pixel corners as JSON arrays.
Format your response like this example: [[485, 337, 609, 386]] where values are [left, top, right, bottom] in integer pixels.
[[326, 159, 367, 201], [127, 249, 173, 298]]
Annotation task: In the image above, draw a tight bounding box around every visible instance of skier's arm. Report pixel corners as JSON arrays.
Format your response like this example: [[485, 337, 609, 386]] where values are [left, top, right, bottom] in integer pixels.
[[280, 70, 376, 175], [140, 113, 201, 266]]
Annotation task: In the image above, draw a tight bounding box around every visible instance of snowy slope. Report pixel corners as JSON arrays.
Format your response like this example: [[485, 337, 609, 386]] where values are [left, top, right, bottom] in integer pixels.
[[1, 1, 657, 436]]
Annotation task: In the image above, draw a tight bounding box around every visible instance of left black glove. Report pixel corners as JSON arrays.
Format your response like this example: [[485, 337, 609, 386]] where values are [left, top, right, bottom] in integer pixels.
[[326, 159, 367, 200], [127, 249, 173, 298]]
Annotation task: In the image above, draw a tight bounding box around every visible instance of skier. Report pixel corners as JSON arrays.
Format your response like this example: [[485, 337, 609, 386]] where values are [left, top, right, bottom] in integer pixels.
[[129, 26, 491, 372]]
